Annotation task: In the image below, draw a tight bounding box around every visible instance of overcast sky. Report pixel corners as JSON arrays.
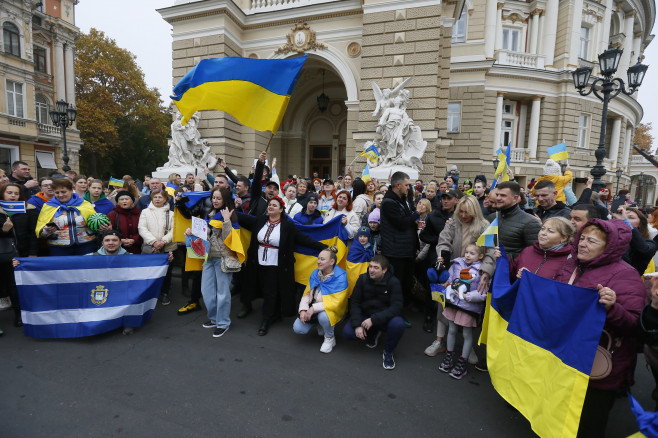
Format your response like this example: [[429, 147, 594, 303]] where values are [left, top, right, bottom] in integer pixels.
[[75, 0, 658, 133]]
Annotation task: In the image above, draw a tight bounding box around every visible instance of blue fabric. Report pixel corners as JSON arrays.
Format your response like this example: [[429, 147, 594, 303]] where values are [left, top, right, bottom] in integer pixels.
[[629, 393, 658, 438], [45, 193, 85, 217]]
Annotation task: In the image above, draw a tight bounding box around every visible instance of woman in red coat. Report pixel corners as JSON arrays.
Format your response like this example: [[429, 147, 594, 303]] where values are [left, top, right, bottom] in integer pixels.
[[510, 216, 575, 282], [554, 219, 645, 438], [107, 190, 142, 254]]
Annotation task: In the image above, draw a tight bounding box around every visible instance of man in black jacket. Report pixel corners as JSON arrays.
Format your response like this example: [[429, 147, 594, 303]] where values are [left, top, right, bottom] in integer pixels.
[[248, 151, 278, 217], [380, 171, 418, 305], [533, 180, 571, 221], [343, 255, 405, 370]]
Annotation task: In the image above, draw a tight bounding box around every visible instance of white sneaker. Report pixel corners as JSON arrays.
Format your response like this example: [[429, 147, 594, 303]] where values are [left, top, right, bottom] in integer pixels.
[[424, 340, 446, 357], [316, 325, 324, 337], [320, 336, 336, 353], [468, 348, 478, 365], [0, 297, 11, 311]]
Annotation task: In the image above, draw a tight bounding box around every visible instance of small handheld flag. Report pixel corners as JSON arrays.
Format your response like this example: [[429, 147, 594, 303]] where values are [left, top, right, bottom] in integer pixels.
[[547, 142, 569, 161], [171, 56, 307, 133], [494, 143, 511, 182], [476, 218, 498, 247], [109, 177, 124, 187], [362, 164, 371, 183], [359, 144, 380, 163], [0, 200, 26, 214]]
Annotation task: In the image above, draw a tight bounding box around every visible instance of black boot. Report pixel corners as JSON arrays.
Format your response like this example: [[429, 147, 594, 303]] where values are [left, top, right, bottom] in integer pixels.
[[13, 309, 22, 327], [258, 319, 269, 336]]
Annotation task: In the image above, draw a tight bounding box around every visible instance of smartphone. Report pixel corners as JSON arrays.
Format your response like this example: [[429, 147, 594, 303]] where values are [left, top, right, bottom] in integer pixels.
[[46, 222, 59, 229]]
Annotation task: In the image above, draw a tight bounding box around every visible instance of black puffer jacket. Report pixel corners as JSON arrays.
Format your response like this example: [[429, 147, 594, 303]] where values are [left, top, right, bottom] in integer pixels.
[[487, 204, 541, 260], [380, 189, 419, 258], [534, 201, 571, 221], [350, 269, 403, 327]]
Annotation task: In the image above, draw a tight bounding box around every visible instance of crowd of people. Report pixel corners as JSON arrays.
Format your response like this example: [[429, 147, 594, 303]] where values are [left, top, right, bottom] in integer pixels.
[[2, 153, 658, 436]]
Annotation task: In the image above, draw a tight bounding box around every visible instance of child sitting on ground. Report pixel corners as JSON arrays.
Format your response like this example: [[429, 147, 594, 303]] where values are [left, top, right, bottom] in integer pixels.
[[438, 244, 486, 380]]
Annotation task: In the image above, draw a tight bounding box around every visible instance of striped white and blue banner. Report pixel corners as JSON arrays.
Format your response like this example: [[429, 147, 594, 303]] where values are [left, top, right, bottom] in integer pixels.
[[0, 200, 26, 214], [14, 254, 170, 338]]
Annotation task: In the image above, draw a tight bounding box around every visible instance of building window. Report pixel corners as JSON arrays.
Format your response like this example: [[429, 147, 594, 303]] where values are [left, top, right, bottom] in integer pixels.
[[3, 22, 20, 57], [6, 80, 24, 118], [577, 114, 590, 148], [34, 46, 47, 73], [35, 94, 49, 124], [502, 27, 521, 52], [35, 150, 57, 179], [0, 145, 19, 174], [452, 11, 467, 43], [447, 102, 461, 133], [580, 26, 590, 59], [501, 120, 513, 146]]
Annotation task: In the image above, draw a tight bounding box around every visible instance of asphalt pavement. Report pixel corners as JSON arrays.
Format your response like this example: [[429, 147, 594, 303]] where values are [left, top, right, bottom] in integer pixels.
[[0, 275, 654, 437]]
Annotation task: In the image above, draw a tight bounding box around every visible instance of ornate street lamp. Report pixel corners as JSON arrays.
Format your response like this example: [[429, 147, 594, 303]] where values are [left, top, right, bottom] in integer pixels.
[[615, 168, 623, 195], [493, 157, 499, 171], [572, 49, 648, 193], [317, 70, 329, 112], [49, 99, 76, 172], [636, 173, 645, 205]]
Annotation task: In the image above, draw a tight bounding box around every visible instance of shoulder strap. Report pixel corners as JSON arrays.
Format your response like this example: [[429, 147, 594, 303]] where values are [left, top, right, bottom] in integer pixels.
[[568, 268, 578, 285]]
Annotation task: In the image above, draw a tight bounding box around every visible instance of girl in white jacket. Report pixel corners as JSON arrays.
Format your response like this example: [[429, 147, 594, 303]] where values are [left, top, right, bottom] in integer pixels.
[[323, 191, 360, 239]]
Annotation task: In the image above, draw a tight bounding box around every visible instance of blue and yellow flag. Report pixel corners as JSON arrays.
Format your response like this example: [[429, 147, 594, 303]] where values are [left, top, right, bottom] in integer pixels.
[[109, 177, 124, 187], [293, 216, 350, 287], [362, 164, 371, 184], [547, 142, 569, 161], [345, 239, 373, 297], [494, 143, 511, 182], [171, 56, 307, 133], [359, 144, 380, 163], [476, 218, 498, 247], [480, 246, 606, 438], [303, 265, 349, 326]]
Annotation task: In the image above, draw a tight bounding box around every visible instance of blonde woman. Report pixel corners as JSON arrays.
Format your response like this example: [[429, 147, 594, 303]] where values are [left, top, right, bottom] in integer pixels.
[[424, 195, 495, 357]]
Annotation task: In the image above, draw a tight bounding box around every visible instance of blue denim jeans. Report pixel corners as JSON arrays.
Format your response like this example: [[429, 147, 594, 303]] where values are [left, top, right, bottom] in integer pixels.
[[201, 257, 233, 328], [293, 310, 334, 338]]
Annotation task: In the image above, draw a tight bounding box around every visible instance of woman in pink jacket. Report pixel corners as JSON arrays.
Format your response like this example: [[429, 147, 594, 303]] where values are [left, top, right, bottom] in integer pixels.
[[554, 218, 645, 438]]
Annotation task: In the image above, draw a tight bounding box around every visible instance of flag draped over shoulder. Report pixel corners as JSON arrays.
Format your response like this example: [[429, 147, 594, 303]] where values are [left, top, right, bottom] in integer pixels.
[[35, 195, 96, 237], [304, 265, 349, 326], [171, 56, 307, 133], [293, 216, 350, 287], [480, 246, 606, 438], [547, 142, 569, 161], [14, 254, 170, 338], [345, 240, 373, 297]]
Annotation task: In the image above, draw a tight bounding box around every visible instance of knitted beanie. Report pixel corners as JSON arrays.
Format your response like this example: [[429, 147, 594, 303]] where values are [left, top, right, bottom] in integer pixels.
[[368, 208, 381, 224], [543, 159, 561, 176]]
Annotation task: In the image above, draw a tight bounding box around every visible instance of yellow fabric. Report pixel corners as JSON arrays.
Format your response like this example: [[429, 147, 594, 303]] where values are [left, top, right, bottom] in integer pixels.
[[483, 305, 589, 438], [534, 171, 573, 203], [294, 236, 348, 288], [35, 201, 97, 237], [346, 260, 369, 298], [644, 259, 655, 278], [626, 433, 646, 438], [173, 209, 190, 243], [165, 187, 176, 197]]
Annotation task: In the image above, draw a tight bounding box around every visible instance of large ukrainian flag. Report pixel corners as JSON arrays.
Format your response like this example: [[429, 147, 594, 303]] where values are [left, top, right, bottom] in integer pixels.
[[481, 246, 606, 438], [303, 265, 349, 326], [345, 239, 373, 297], [293, 216, 350, 288], [171, 56, 307, 133]]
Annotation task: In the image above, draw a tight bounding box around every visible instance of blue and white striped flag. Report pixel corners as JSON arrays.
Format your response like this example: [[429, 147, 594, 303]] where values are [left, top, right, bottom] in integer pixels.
[[14, 254, 170, 338], [0, 200, 26, 214]]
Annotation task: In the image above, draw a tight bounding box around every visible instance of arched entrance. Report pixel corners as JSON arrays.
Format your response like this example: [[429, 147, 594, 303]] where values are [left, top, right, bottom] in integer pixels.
[[630, 173, 656, 208]]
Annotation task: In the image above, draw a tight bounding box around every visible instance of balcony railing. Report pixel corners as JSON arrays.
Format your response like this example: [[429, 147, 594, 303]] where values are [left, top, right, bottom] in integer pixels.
[[38, 123, 61, 135], [510, 148, 525, 162], [250, 0, 335, 12], [497, 50, 545, 69], [631, 154, 650, 165]]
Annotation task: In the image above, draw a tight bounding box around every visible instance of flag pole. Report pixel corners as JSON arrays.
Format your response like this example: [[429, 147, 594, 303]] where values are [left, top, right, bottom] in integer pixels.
[[495, 211, 499, 248], [264, 132, 275, 153]]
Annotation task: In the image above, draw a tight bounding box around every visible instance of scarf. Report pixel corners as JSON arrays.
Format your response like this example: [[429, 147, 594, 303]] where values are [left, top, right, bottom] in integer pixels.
[[46, 193, 85, 216], [545, 242, 567, 252]]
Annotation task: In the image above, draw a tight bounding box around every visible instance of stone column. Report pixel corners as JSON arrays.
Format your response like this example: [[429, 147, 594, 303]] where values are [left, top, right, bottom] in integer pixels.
[[64, 42, 75, 106], [608, 117, 622, 167], [494, 2, 504, 53], [493, 92, 505, 154], [617, 13, 635, 78], [527, 96, 542, 159], [621, 124, 633, 172], [518, 103, 528, 149], [537, 11, 545, 54], [568, 0, 584, 67], [529, 11, 540, 54], [541, 0, 559, 66], [54, 39, 66, 101], [632, 34, 642, 63], [485, 0, 498, 58], [600, 0, 613, 54]]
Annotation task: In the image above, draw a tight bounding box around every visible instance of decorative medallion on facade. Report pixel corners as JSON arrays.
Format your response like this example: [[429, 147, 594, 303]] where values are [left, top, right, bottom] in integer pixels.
[[275, 22, 327, 55], [347, 42, 361, 57]]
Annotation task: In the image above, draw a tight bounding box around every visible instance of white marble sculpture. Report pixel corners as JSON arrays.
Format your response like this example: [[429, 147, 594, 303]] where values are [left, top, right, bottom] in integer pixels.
[[366, 78, 427, 176], [155, 111, 217, 177]]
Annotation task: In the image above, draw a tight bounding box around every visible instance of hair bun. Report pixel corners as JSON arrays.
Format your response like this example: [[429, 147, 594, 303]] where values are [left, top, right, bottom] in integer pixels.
[[328, 245, 338, 254]]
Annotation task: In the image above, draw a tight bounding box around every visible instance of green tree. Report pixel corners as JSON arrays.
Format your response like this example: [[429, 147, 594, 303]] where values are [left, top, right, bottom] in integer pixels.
[[75, 28, 170, 178]]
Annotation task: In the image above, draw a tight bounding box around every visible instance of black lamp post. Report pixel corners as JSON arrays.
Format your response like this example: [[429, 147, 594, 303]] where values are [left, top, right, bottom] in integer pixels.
[[615, 168, 623, 194], [572, 49, 648, 193], [493, 157, 499, 171], [317, 70, 329, 112], [636, 173, 645, 205], [49, 99, 77, 172]]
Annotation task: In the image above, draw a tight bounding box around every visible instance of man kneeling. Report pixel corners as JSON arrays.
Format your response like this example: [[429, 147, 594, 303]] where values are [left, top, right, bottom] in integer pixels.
[[343, 255, 404, 369]]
